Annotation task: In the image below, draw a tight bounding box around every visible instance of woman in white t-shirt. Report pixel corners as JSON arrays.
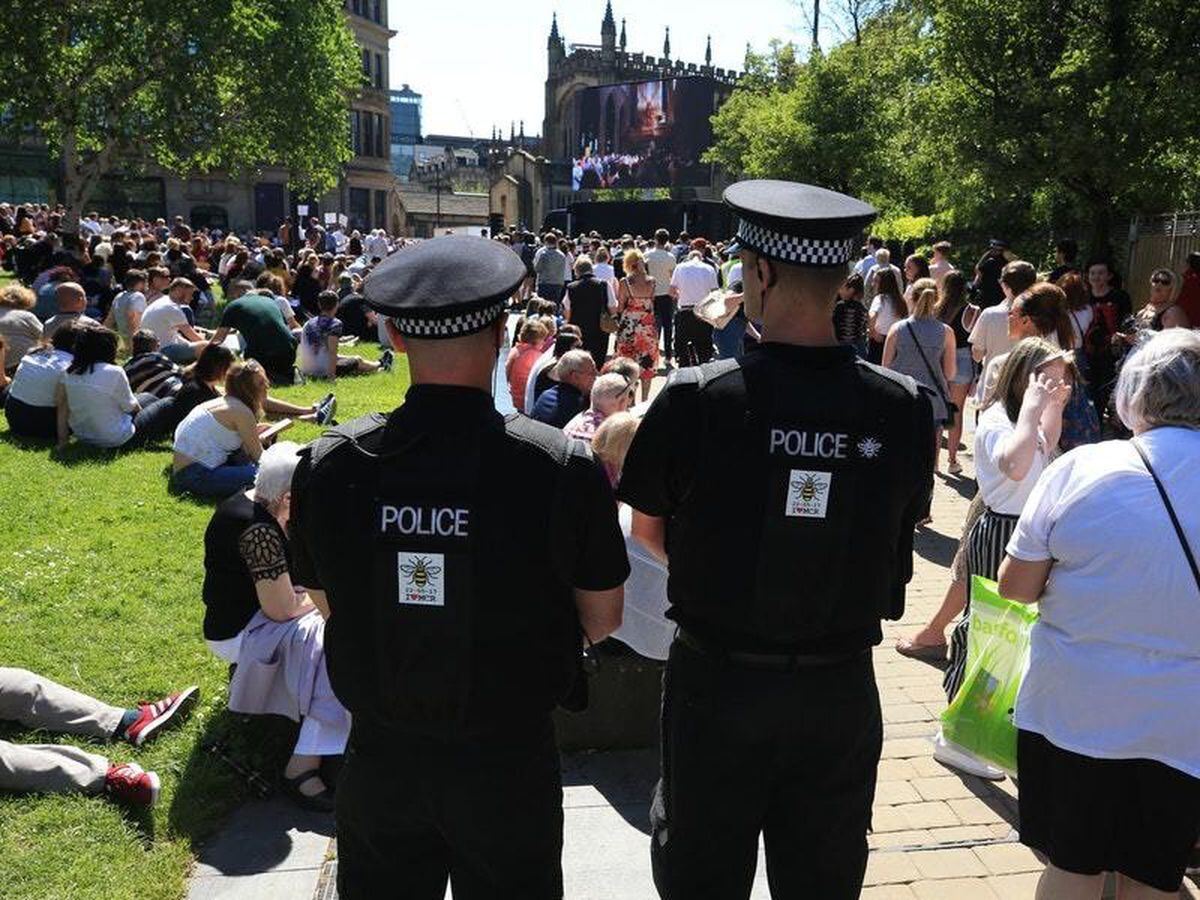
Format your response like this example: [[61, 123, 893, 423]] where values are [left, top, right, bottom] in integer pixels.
[[55, 325, 156, 450], [935, 338, 1071, 779], [999, 330, 1200, 899], [3, 323, 78, 439], [867, 268, 905, 364]]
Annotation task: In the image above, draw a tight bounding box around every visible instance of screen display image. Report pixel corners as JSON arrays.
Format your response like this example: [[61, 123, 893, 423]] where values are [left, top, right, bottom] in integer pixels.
[[572, 77, 714, 191]]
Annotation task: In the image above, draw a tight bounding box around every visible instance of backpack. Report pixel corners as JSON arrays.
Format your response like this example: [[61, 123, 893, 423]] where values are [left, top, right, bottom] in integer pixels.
[[1058, 381, 1101, 452]]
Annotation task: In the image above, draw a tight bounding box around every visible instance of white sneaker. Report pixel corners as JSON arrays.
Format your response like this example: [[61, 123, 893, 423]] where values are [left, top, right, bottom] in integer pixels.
[[932, 731, 1007, 781]]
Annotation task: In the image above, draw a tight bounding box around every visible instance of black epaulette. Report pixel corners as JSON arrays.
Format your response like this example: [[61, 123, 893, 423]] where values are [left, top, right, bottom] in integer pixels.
[[853, 358, 922, 398], [504, 413, 577, 467], [665, 357, 741, 392], [308, 412, 389, 469]]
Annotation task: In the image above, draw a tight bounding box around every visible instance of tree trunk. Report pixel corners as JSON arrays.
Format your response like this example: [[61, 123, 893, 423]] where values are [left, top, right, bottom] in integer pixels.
[[58, 129, 102, 238], [1087, 198, 1114, 262], [812, 0, 821, 51]]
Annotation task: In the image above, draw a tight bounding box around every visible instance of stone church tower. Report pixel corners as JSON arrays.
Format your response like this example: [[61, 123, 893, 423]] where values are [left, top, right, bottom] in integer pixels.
[[541, 3, 740, 209]]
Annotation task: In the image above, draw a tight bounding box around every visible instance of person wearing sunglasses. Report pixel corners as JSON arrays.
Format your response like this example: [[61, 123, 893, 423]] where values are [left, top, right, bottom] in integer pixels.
[[1113, 270, 1190, 354]]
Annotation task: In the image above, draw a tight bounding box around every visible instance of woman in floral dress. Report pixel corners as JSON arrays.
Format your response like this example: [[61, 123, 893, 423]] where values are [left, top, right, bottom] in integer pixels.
[[615, 248, 660, 400]]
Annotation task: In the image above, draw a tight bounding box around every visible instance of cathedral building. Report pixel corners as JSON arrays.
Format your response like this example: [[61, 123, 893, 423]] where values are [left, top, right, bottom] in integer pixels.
[[540, 2, 741, 211]]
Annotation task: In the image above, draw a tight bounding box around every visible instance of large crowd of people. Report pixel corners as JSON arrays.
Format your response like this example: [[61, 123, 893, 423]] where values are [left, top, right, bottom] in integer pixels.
[[1, 195, 1197, 899]]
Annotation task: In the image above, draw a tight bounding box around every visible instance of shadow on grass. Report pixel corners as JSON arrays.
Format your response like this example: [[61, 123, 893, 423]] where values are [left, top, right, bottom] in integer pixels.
[[167, 708, 314, 872]]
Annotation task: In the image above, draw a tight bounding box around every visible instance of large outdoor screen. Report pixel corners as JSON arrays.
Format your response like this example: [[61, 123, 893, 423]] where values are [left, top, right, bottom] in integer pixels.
[[572, 77, 714, 191]]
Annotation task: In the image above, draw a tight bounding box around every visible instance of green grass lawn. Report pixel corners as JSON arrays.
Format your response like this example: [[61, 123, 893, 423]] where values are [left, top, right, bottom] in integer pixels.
[[0, 275, 412, 899]]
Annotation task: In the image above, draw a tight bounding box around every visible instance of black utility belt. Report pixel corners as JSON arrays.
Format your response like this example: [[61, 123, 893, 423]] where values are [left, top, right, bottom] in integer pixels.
[[677, 629, 869, 672]]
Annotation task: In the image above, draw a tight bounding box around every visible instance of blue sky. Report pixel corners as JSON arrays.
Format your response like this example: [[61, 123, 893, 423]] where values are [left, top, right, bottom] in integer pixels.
[[389, 0, 838, 139]]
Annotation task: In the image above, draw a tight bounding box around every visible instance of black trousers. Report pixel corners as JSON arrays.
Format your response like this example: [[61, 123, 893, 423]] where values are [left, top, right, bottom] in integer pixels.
[[336, 720, 564, 900], [654, 295, 675, 360], [651, 640, 882, 900], [673, 308, 713, 365]]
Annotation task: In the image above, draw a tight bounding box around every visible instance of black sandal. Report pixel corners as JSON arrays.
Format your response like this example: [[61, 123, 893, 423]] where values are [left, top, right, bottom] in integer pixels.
[[282, 770, 335, 813]]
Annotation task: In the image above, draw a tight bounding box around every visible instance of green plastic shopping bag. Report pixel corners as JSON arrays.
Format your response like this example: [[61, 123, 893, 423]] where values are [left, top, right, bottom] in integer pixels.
[[939, 576, 1039, 775]]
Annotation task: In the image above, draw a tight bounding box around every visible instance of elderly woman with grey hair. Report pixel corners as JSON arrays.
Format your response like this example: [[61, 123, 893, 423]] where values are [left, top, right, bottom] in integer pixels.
[[998, 329, 1200, 900], [563, 371, 636, 442], [201, 441, 350, 812]]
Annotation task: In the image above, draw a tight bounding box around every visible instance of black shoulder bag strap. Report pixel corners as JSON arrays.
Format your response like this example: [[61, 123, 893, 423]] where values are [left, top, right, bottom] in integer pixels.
[[905, 321, 953, 414], [1132, 438, 1200, 594]]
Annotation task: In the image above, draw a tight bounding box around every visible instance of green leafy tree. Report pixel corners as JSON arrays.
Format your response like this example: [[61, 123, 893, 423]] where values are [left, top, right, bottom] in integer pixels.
[[919, 0, 1200, 253], [0, 0, 362, 232]]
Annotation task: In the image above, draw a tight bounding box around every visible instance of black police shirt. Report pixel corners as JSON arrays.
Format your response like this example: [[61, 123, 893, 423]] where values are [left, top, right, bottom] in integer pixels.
[[289, 385, 630, 736], [618, 343, 934, 654]]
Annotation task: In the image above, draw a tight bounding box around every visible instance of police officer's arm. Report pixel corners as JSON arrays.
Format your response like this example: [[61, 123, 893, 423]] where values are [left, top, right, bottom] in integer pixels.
[[893, 390, 937, 608], [617, 377, 700, 564], [565, 455, 630, 643], [238, 524, 316, 622], [287, 450, 330, 620]]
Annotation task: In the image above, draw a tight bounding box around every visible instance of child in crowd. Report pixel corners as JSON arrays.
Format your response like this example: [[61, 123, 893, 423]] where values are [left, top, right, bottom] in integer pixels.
[[297, 291, 389, 380], [123, 329, 183, 399]]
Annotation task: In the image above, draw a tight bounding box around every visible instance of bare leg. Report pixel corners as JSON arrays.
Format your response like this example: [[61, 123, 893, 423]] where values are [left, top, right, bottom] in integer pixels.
[[902, 577, 966, 648], [1035, 864, 1104, 900], [947, 382, 970, 465], [264, 395, 319, 417], [350, 357, 380, 374], [284, 753, 329, 797], [1115, 873, 1182, 900], [934, 425, 943, 474]]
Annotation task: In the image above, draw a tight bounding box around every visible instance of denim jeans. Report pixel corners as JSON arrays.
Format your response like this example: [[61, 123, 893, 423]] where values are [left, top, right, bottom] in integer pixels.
[[161, 342, 199, 364], [713, 317, 748, 360], [172, 458, 258, 498]]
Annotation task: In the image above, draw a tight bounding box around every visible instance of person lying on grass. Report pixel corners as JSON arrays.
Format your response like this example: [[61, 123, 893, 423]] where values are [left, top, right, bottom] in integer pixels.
[[0, 668, 198, 809]]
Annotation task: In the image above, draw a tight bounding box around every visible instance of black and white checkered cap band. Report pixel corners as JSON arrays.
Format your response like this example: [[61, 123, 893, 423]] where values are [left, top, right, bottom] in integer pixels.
[[390, 300, 506, 338], [736, 220, 856, 266]]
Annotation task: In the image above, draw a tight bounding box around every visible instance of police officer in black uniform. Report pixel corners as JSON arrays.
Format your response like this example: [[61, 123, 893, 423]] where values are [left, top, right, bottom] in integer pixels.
[[288, 235, 629, 899], [618, 181, 935, 899]]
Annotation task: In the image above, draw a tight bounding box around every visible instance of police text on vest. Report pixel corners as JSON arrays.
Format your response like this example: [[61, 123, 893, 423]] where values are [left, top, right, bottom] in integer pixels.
[[769, 429, 849, 459], [380, 505, 470, 537]]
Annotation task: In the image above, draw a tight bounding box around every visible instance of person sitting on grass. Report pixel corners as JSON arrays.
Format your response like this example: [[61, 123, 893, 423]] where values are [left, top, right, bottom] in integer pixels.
[[55, 324, 163, 450], [202, 442, 349, 811], [297, 291, 389, 380], [123, 329, 183, 399], [43, 281, 99, 342], [0, 335, 9, 405], [3, 321, 80, 440], [208, 282, 299, 387], [0, 667, 197, 809], [171, 359, 285, 498]]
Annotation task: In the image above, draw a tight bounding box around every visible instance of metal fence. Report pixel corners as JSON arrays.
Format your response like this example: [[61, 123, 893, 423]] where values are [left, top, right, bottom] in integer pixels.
[[1127, 212, 1200, 308]]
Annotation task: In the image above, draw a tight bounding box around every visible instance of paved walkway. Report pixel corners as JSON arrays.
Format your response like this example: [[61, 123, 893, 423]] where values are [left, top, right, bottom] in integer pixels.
[[186, 400, 1200, 899]]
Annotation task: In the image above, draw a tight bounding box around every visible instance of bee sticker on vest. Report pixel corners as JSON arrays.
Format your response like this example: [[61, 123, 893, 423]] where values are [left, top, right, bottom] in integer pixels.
[[786, 470, 832, 518], [398, 552, 445, 606]]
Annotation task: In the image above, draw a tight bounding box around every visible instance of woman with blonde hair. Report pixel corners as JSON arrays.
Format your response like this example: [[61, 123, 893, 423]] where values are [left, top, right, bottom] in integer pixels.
[[941, 338, 1071, 705], [171, 360, 275, 498], [883, 277, 956, 480], [614, 247, 659, 400], [0, 283, 42, 373]]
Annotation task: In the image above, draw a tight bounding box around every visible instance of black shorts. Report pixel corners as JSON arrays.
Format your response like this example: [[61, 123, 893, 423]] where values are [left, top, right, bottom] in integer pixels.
[[1018, 729, 1200, 892]]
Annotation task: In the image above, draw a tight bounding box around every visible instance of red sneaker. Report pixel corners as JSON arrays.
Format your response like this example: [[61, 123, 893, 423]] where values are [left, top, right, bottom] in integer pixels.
[[125, 685, 200, 747], [105, 762, 160, 808]]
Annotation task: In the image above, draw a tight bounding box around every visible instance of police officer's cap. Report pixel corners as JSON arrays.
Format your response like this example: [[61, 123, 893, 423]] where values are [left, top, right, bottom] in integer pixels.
[[723, 180, 877, 269], [364, 235, 524, 339]]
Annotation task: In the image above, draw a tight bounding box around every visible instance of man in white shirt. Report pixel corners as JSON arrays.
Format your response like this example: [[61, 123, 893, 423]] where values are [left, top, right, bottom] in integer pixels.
[[106, 270, 149, 346], [645, 228, 678, 364], [864, 248, 903, 300], [854, 236, 884, 279], [670, 250, 719, 364], [140, 278, 209, 363], [968, 260, 1037, 403]]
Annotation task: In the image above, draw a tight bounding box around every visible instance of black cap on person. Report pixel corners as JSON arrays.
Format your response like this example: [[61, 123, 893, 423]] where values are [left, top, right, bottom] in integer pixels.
[[723, 180, 877, 268], [363, 235, 524, 339]]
